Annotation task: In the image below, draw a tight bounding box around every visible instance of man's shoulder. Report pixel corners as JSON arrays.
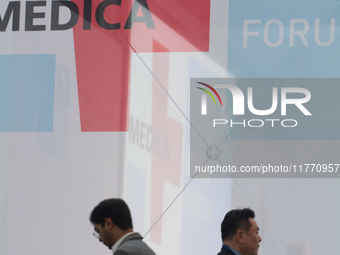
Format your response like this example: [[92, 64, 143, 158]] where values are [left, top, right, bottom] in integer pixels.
[[116, 233, 156, 255], [217, 246, 237, 255]]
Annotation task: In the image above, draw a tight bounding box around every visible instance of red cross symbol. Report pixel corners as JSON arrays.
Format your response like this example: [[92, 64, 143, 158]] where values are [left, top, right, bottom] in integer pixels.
[[72, 0, 210, 131]]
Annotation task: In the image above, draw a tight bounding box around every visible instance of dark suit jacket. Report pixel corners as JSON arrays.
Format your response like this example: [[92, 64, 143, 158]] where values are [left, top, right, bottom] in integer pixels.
[[217, 246, 237, 255], [114, 232, 156, 255]]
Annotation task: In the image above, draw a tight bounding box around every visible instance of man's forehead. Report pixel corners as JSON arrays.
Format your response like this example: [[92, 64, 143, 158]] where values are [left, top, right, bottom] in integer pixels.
[[249, 218, 259, 229]]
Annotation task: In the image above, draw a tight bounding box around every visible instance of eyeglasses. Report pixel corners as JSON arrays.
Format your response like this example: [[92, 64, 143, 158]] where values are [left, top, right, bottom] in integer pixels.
[[93, 232, 100, 239], [93, 224, 102, 239]]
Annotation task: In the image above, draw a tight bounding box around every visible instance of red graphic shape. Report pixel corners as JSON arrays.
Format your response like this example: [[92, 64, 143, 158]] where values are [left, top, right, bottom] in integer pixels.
[[150, 41, 182, 244], [72, 0, 210, 131], [73, 0, 132, 131]]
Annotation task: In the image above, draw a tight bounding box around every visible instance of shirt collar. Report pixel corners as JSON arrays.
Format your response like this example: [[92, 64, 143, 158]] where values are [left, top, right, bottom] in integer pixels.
[[111, 232, 135, 253], [229, 247, 242, 255], [223, 245, 242, 255]]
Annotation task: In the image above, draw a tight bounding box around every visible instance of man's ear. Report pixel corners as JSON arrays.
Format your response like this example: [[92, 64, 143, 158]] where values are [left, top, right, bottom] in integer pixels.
[[103, 218, 114, 229], [235, 229, 245, 244]]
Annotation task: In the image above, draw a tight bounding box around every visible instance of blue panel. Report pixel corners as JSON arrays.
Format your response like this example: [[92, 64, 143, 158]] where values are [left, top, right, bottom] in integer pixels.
[[228, 0, 340, 78], [0, 54, 56, 132]]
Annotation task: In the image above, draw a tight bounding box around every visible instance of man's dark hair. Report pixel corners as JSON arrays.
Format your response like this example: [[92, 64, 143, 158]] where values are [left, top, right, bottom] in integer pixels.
[[90, 198, 133, 231], [221, 208, 255, 241]]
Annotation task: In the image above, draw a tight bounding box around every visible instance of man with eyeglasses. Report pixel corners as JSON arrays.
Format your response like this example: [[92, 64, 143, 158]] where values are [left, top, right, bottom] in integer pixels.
[[90, 198, 156, 255]]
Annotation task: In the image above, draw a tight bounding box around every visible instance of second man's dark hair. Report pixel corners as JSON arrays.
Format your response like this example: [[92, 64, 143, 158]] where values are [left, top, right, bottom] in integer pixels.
[[221, 208, 255, 241]]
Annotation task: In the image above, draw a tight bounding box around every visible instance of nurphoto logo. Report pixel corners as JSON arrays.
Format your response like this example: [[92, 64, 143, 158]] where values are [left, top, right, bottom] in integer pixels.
[[198, 82, 312, 117]]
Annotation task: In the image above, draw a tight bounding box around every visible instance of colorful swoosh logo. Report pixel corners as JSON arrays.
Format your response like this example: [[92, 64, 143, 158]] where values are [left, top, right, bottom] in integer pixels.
[[196, 82, 223, 106]]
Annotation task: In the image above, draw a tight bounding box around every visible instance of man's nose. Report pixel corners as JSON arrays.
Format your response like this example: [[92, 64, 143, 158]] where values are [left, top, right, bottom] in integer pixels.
[[259, 235, 262, 242]]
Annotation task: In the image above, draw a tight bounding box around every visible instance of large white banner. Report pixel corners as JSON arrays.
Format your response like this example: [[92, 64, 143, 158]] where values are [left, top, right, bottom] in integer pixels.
[[1, 1, 339, 255]]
